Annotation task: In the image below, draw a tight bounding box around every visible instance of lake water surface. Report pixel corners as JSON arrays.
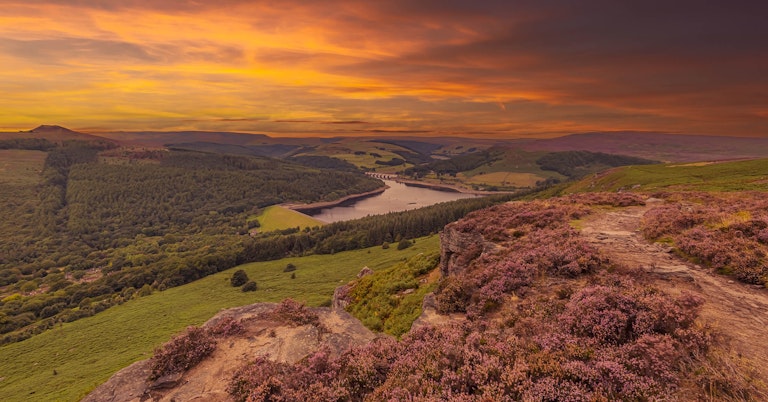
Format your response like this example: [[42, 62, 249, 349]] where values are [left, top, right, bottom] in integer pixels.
[[309, 179, 477, 223]]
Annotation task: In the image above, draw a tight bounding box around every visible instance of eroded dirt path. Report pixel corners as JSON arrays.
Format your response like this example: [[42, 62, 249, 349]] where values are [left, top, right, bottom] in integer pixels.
[[580, 203, 768, 383]]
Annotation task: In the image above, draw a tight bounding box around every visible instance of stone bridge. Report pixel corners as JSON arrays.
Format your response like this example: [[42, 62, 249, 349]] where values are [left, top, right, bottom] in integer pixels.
[[365, 172, 399, 180]]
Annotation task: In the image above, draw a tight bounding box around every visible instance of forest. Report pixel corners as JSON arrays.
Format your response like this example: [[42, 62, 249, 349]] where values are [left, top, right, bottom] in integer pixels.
[[0, 140, 524, 344], [0, 141, 386, 343]]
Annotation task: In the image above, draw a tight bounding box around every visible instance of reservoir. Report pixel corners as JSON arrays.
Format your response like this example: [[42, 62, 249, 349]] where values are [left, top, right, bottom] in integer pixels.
[[309, 179, 477, 223]]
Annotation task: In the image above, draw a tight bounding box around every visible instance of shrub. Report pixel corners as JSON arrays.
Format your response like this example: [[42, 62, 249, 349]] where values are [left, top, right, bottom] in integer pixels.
[[241, 281, 257, 292], [434, 201, 603, 316], [148, 326, 216, 380], [261, 298, 321, 328], [209, 317, 245, 337], [396, 239, 412, 250], [230, 269, 249, 287], [640, 194, 768, 286]]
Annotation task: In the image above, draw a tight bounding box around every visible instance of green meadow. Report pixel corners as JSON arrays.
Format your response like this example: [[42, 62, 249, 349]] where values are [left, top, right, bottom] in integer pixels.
[[560, 158, 768, 193], [252, 205, 325, 232], [0, 236, 439, 402]]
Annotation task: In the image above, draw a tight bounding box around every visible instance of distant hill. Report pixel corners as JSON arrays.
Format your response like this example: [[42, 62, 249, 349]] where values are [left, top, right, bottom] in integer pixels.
[[9, 126, 767, 164], [94, 130, 308, 147], [523, 131, 768, 162], [166, 142, 302, 158], [0, 125, 117, 145]]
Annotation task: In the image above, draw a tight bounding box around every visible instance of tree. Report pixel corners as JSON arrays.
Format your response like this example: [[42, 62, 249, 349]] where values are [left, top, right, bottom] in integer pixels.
[[242, 281, 258, 292], [231, 270, 249, 287]]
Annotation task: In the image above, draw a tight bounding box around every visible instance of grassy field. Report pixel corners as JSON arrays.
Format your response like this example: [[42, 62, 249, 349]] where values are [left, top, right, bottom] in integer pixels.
[[252, 205, 325, 232], [444, 149, 564, 189], [462, 171, 543, 187], [296, 140, 414, 173], [561, 158, 768, 193], [0, 236, 440, 402], [0, 149, 46, 185]]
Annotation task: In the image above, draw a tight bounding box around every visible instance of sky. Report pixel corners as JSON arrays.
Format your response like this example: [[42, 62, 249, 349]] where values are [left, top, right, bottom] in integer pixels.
[[0, 1, 766, 138]]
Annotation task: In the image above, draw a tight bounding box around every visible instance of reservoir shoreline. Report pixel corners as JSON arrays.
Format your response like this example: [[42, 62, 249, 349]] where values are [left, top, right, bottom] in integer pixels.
[[282, 186, 388, 213]]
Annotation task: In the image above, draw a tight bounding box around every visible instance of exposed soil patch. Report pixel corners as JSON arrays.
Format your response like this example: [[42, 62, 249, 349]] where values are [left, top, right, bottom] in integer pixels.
[[580, 203, 768, 384]]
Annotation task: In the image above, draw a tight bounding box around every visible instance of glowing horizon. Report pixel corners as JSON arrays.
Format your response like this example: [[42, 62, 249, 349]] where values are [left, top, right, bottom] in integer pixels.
[[1, 1, 766, 138]]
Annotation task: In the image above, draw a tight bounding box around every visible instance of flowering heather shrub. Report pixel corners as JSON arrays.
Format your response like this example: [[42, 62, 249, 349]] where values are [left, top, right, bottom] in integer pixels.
[[259, 298, 323, 328], [640, 203, 709, 240], [564, 192, 647, 207], [436, 200, 604, 315], [641, 193, 768, 286], [451, 201, 588, 240], [228, 356, 288, 401], [562, 281, 704, 346], [228, 277, 716, 401], [758, 228, 768, 245], [222, 197, 755, 400], [229, 340, 401, 402], [148, 326, 216, 380], [209, 316, 245, 337]]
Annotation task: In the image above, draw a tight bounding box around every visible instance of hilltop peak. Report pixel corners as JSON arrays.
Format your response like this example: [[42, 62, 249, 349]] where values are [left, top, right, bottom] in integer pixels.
[[30, 124, 78, 133]]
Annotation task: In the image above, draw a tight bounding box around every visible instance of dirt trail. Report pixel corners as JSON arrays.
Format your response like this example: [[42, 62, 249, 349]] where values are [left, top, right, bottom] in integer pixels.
[[580, 203, 768, 383]]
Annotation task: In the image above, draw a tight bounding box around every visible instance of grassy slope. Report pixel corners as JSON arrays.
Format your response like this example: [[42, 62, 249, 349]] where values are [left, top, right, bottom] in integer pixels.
[[346, 252, 441, 337], [253, 205, 325, 232], [296, 140, 414, 173], [435, 149, 565, 188], [561, 158, 768, 193], [0, 236, 440, 402]]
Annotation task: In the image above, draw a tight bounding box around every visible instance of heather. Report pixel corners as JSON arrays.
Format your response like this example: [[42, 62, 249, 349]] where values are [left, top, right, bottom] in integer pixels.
[[226, 196, 741, 400], [641, 192, 768, 286], [149, 317, 244, 380], [228, 277, 713, 401], [435, 200, 603, 316], [258, 298, 324, 329]]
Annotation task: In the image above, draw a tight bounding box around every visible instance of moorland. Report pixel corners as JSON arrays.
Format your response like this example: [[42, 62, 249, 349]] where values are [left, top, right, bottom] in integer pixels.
[[1, 125, 767, 401]]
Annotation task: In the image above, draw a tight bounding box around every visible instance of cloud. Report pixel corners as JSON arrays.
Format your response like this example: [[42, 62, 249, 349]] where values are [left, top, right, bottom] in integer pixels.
[[322, 120, 369, 125], [0, 0, 766, 136], [0, 37, 156, 64]]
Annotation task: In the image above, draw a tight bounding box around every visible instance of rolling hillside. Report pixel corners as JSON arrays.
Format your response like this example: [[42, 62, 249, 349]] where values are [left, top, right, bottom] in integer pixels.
[[558, 158, 768, 193]]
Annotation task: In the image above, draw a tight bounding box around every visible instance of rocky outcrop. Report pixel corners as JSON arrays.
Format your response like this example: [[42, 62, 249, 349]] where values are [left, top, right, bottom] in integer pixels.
[[82, 303, 377, 402], [332, 266, 374, 310], [356, 266, 374, 278], [439, 224, 494, 277]]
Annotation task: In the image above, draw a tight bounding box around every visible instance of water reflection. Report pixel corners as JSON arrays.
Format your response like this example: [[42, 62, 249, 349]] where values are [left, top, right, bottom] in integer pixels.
[[310, 180, 477, 223]]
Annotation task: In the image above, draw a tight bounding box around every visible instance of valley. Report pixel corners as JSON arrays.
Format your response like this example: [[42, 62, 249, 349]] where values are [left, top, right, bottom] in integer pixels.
[[1, 126, 767, 401]]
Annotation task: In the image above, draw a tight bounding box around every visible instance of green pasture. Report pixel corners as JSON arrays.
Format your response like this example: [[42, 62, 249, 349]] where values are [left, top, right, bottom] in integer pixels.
[[562, 158, 768, 193], [252, 205, 325, 232], [297, 140, 413, 172]]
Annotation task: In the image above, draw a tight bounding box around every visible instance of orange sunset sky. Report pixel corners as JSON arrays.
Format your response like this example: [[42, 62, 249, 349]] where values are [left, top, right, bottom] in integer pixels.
[[0, 1, 766, 138]]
